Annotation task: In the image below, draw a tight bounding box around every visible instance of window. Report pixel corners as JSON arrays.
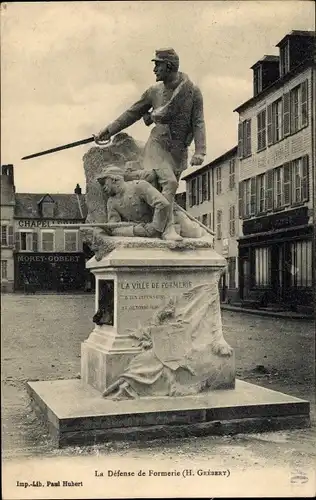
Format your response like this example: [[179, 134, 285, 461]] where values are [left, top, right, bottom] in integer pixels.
[[255, 247, 271, 287], [257, 109, 266, 151], [280, 42, 290, 77], [227, 257, 236, 289], [244, 179, 251, 217], [244, 178, 256, 216], [290, 240, 312, 287], [191, 178, 197, 206], [274, 167, 284, 208], [229, 159, 235, 190], [1, 260, 8, 280], [201, 173, 208, 202], [229, 205, 235, 237], [265, 169, 274, 211], [268, 101, 283, 146], [41, 230, 55, 252], [64, 230, 78, 252], [283, 92, 290, 137], [41, 201, 55, 218], [1, 225, 8, 246], [253, 66, 262, 95], [292, 156, 309, 204], [20, 231, 34, 251], [216, 167, 222, 195], [290, 85, 300, 134], [216, 210, 222, 240], [257, 174, 266, 213], [238, 119, 252, 158]]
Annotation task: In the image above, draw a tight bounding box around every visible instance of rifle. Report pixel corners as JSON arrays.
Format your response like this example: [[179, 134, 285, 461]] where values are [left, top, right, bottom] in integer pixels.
[[21, 136, 110, 160]]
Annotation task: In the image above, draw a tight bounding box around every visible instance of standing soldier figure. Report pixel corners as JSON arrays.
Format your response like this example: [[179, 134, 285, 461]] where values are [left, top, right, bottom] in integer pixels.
[[94, 48, 206, 241]]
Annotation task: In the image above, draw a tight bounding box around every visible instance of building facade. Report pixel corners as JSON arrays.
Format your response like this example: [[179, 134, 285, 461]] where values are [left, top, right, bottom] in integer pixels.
[[235, 30, 315, 311], [1, 164, 93, 293], [1, 165, 15, 292], [182, 146, 239, 303]]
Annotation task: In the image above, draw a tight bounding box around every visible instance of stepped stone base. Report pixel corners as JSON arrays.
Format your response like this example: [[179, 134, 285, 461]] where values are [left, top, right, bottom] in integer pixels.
[[27, 379, 310, 448]]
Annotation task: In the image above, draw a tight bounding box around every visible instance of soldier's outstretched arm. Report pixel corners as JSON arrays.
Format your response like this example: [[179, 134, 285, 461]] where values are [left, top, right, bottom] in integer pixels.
[[96, 90, 152, 142]]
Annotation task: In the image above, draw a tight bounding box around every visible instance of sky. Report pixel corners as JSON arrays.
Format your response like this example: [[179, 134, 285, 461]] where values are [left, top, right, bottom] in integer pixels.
[[1, 1, 314, 194]]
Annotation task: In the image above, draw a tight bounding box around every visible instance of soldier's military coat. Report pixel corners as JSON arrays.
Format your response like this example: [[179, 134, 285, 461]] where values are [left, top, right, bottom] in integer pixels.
[[107, 72, 206, 180]]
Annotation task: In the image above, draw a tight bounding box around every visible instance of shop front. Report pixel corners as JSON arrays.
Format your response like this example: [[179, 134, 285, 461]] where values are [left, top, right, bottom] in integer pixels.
[[238, 207, 313, 311], [14, 253, 87, 292]]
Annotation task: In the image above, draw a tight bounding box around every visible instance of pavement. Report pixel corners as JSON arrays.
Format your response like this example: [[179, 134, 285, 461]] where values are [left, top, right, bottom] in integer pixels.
[[221, 303, 314, 320], [1, 293, 316, 498]]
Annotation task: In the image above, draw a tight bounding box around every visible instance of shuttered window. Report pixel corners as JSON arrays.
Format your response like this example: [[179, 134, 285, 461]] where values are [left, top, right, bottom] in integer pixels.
[[238, 181, 244, 219], [267, 104, 273, 146], [207, 171, 211, 201], [265, 170, 274, 211], [257, 174, 265, 213], [283, 162, 291, 206], [245, 119, 252, 157], [191, 178, 197, 206], [290, 85, 300, 134], [20, 231, 34, 251], [188, 180, 193, 207], [302, 155, 309, 201], [229, 159, 235, 190], [257, 110, 266, 151], [238, 120, 251, 158], [216, 167, 222, 195], [250, 177, 257, 215], [216, 210, 222, 240], [274, 167, 284, 209], [238, 123, 243, 159], [229, 205, 236, 237], [301, 80, 308, 128], [283, 92, 290, 137]]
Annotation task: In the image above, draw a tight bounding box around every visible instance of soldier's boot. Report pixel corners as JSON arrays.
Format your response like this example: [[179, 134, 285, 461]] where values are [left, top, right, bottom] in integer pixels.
[[162, 204, 183, 241]]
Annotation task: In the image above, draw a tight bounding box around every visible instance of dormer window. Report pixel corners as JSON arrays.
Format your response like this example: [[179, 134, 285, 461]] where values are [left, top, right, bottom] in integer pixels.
[[38, 195, 55, 218], [253, 65, 262, 96], [279, 41, 290, 77]]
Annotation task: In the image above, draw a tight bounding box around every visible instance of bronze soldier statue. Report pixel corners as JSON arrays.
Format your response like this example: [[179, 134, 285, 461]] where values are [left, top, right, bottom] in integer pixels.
[[94, 48, 206, 241]]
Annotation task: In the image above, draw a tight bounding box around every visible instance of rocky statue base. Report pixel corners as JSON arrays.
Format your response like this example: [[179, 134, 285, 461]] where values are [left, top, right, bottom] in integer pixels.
[[27, 242, 310, 447]]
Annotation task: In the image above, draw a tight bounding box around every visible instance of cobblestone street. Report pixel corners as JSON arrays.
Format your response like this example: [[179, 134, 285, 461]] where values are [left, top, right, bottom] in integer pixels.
[[1, 293, 315, 477]]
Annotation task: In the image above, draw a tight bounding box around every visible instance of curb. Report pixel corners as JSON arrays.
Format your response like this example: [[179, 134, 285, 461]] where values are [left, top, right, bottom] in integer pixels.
[[221, 304, 314, 320]]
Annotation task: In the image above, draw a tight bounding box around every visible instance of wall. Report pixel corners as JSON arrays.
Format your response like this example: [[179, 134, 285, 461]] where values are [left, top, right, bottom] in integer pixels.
[[239, 66, 313, 214]]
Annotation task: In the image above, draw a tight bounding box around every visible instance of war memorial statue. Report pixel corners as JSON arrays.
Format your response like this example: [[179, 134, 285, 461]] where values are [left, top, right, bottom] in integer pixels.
[[94, 48, 206, 241], [26, 48, 310, 446]]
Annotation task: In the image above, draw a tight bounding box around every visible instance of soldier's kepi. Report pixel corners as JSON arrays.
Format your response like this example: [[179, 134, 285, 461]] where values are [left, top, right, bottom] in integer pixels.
[[95, 48, 207, 242]]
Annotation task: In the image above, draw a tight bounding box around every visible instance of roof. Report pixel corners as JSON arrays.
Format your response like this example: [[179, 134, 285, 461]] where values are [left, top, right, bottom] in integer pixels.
[[14, 193, 87, 219], [276, 30, 315, 47], [182, 146, 238, 181], [234, 58, 314, 114], [250, 55, 279, 69]]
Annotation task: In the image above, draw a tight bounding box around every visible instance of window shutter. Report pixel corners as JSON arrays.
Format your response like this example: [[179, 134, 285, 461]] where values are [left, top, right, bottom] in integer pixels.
[[283, 162, 291, 206], [208, 213, 212, 230], [238, 122, 244, 158], [283, 92, 290, 136], [15, 232, 20, 251], [267, 104, 273, 145], [238, 181, 244, 219], [302, 155, 309, 201], [301, 80, 308, 128], [207, 171, 211, 201], [196, 177, 200, 205], [250, 177, 256, 215], [246, 119, 251, 156], [198, 176, 203, 204], [265, 170, 273, 211], [32, 232, 38, 252], [188, 180, 193, 207], [8, 226, 14, 246]]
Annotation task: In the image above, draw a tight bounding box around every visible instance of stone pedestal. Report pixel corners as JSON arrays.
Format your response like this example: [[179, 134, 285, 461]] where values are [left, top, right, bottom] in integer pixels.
[[81, 242, 234, 394]]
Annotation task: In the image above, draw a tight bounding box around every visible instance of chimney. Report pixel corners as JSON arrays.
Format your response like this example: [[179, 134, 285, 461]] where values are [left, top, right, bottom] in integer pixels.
[[74, 183, 82, 195], [1, 164, 15, 202]]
